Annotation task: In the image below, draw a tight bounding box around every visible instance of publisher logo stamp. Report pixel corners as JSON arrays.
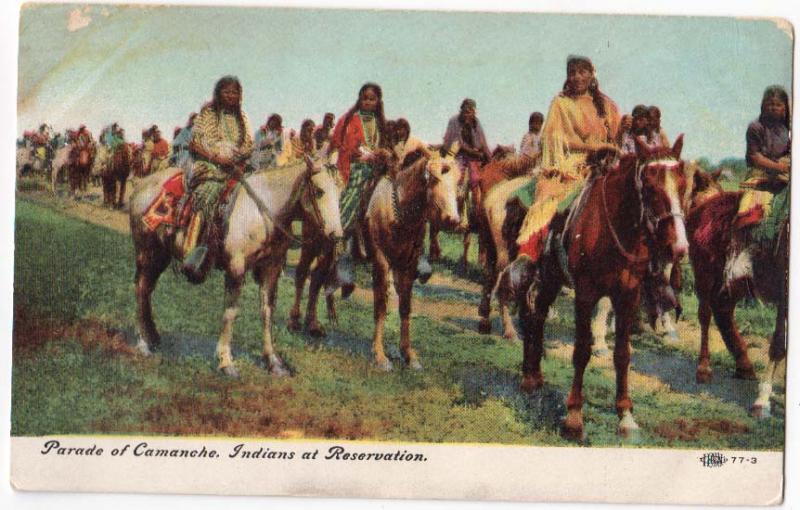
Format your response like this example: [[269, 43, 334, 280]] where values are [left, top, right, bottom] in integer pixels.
[[699, 452, 729, 468]]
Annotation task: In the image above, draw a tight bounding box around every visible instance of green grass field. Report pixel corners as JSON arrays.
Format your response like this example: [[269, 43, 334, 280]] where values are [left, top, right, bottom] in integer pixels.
[[12, 198, 784, 449]]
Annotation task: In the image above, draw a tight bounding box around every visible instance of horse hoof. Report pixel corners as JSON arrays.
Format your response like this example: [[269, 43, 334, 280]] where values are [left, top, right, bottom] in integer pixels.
[[341, 282, 355, 300], [375, 359, 394, 372], [664, 331, 680, 344], [520, 374, 544, 393], [221, 365, 240, 379], [287, 317, 301, 332], [408, 359, 423, 371], [696, 369, 713, 384], [592, 347, 610, 357], [477, 319, 492, 335], [135, 338, 153, 357], [617, 414, 641, 439], [503, 332, 520, 343], [734, 366, 758, 380], [269, 364, 291, 377], [750, 404, 771, 420], [307, 323, 326, 338], [561, 422, 585, 442]]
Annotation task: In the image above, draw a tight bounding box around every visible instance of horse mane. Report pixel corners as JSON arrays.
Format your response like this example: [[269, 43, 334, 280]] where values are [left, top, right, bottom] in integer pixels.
[[490, 144, 515, 161], [687, 191, 742, 256]]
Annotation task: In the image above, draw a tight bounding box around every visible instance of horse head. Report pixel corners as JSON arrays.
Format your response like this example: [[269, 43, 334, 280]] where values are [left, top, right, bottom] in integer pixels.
[[425, 151, 462, 229], [634, 134, 690, 261], [302, 154, 343, 240]]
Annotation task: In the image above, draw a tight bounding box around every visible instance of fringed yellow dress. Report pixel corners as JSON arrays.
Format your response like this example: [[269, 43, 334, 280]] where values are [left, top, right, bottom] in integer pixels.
[[516, 92, 620, 261]]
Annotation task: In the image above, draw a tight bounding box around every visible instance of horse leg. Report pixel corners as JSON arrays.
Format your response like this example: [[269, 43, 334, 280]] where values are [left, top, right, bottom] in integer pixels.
[[477, 226, 497, 335], [134, 245, 170, 356], [712, 294, 757, 380], [611, 291, 640, 436], [307, 242, 335, 336], [562, 296, 597, 440], [428, 224, 441, 262], [117, 175, 127, 209], [696, 298, 714, 383], [520, 277, 561, 392], [371, 249, 393, 371], [461, 230, 470, 271], [216, 271, 244, 378], [752, 292, 787, 418], [394, 268, 421, 370], [591, 297, 613, 357], [289, 241, 314, 333], [258, 257, 291, 377]]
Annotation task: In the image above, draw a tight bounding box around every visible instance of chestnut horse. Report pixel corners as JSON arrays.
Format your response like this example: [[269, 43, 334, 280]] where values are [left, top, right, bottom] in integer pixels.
[[68, 143, 94, 195], [687, 188, 787, 418], [102, 144, 131, 208], [366, 149, 461, 370], [518, 137, 689, 439], [129, 157, 343, 377]]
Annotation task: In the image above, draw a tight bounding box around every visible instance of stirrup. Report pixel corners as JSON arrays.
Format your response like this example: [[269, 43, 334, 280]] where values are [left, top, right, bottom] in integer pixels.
[[182, 245, 209, 283]]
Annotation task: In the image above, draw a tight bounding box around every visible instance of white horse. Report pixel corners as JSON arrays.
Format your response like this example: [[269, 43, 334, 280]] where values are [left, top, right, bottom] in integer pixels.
[[129, 156, 343, 377]]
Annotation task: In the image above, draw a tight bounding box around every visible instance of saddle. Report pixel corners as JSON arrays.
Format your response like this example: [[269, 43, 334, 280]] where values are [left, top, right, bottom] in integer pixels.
[[142, 171, 241, 247]]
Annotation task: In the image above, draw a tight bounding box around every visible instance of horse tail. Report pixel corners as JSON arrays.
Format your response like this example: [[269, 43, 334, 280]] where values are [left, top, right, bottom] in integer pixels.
[[502, 198, 527, 261]]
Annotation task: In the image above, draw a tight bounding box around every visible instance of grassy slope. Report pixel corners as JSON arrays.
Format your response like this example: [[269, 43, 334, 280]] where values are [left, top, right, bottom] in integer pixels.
[[12, 199, 784, 449]]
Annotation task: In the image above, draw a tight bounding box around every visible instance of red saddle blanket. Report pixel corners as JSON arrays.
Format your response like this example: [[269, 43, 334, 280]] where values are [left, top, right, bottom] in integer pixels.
[[142, 171, 238, 232]]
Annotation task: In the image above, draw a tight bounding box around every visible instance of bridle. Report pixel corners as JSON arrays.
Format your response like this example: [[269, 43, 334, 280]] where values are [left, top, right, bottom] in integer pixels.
[[601, 157, 683, 265]]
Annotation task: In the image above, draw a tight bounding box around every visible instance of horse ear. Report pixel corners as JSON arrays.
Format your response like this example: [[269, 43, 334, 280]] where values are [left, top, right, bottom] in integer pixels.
[[711, 167, 722, 181], [671, 134, 684, 160], [634, 135, 650, 159]]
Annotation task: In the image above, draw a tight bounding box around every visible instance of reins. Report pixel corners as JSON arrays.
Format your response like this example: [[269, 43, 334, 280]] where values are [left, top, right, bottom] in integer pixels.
[[600, 164, 650, 265]]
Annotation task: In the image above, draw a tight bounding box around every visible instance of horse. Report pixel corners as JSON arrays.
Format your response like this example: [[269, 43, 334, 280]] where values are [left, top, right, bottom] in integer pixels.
[[16, 144, 49, 178], [588, 161, 723, 355], [50, 145, 71, 194], [68, 143, 94, 195], [287, 216, 339, 338], [686, 187, 787, 418], [129, 156, 343, 377], [428, 145, 517, 270], [474, 152, 538, 341], [517, 136, 690, 439], [131, 144, 146, 178], [102, 144, 132, 208], [365, 148, 461, 370]]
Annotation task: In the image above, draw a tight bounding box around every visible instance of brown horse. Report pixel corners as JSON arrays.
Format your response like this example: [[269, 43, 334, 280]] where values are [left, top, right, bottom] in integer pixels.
[[366, 149, 461, 370], [287, 211, 339, 338], [131, 144, 146, 178], [68, 143, 94, 195], [518, 137, 689, 439], [687, 187, 787, 417], [102, 144, 131, 208]]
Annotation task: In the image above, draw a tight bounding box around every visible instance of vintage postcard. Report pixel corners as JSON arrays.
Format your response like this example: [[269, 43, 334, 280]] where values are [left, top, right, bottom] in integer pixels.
[[9, 1, 794, 505]]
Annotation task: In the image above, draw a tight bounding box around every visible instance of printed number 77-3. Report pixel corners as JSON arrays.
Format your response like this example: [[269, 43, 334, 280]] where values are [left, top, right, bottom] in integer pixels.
[[731, 457, 758, 464]]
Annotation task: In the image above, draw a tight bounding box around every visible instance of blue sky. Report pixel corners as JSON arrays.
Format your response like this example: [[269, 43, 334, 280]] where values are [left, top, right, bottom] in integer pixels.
[[17, 3, 793, 162]]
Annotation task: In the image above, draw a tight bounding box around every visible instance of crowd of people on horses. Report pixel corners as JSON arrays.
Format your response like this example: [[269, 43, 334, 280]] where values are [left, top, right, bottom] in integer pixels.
[[20, 55, 791, 436]]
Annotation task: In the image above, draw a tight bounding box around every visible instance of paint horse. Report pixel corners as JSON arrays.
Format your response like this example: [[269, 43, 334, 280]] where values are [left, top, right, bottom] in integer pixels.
[[687, 186, 788, 418], [518, 137, 690, 439], [129, 156, 343, 377], [366, 148, 461, 370]]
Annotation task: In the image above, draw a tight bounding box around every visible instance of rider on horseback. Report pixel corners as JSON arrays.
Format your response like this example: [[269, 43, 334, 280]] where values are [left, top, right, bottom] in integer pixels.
[[725, 85, 791, 286], [182, 75, 254, 280], [443, 98, 492, 231]]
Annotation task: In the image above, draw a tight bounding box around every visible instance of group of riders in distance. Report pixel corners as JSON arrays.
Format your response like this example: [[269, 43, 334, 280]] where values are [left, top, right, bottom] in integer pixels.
[[19, 55, 790, 439]]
